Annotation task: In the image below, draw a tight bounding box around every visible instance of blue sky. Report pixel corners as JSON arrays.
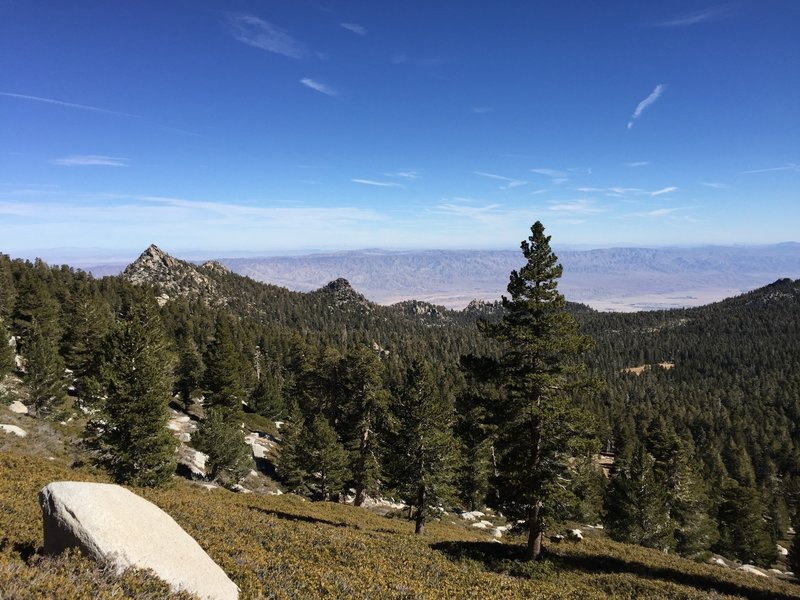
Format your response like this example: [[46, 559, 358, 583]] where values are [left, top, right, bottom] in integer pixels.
[[1, 1, 798, 258]]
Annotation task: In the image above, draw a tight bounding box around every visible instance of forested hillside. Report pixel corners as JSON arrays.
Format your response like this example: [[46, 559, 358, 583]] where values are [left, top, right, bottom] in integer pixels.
[[2, 244, 800, 571]]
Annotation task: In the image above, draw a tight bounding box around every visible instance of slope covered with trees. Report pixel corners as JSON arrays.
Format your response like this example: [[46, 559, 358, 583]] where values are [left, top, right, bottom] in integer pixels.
[[1, 239, 799, 568]]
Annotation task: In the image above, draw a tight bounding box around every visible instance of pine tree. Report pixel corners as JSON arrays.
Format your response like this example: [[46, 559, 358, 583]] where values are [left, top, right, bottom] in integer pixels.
[[279, 413, 348, 501], [645, 418, 718, 555], [12, 269, 61, 348], [203, 316, 245, 418], [193, 408, 253, 486], [788, 523, 800, 575], [389, 360, 459, 535], [477, 221, 597, 560], [60, 280, 112, 405], [0, 255, 16, 324], [605, 444, 676, 551], [98, 297, 177, 487], [0, 318, 15, 377], [176, 334, 205, 408], [341, 345, 389, 506], [249, 366, 285, 419], [715, 479, 777, 566], [456, 355, 499, 511], [23, 320, 66, 415]]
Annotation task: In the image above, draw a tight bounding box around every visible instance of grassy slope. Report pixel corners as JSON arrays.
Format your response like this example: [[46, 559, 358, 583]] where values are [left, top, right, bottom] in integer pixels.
[[2, 448, 800, 600]]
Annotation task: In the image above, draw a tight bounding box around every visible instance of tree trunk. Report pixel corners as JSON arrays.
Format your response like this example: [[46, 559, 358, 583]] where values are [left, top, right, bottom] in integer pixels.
[[353, 423, 370, 507], [525, 500, 544, 561], [415, 485, 426, 535]]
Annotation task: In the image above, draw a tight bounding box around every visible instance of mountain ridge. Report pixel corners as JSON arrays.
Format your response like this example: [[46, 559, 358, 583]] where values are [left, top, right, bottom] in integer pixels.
[[83, 243, 800, 311]]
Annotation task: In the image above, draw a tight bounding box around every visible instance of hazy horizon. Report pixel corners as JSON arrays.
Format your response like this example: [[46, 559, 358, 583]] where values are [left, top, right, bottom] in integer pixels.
[[4, 240, 800, 268]]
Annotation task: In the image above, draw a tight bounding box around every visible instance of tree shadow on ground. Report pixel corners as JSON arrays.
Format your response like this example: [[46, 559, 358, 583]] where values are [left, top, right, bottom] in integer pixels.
[[431, 540, 800, 600], [248, 506, 350, 529]]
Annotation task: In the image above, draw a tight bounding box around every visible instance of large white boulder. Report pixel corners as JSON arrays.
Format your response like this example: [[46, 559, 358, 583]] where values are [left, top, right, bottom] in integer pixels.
[[0, 423, 27, 437], [39, 481, 238, 600]]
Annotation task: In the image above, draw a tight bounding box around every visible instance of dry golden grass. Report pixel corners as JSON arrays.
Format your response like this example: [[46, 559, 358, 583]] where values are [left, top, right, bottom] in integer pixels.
[[2, 450, 800, 599]]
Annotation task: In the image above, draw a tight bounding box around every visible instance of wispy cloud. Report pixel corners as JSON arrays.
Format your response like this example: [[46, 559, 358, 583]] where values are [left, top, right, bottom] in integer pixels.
[[628, 84, 665, 129], [658, 5, 732, 27], [340, 22, 366, 35], [531, 168, 569, 178], [382, 170, 420, 180], [701, 182, 729, 189], [0, 193, 382, 224], [650, 186, 677, 196], [351, 178, 403, 188], [474, 171, 528, 190], [630, 207, 686, 218], [577, 185, 678, 199], [390, 52, 407, 64], [742, 163, 800, 174], [625, 161, 649, 168], [436, 199, 505, 223], [51, 155, 129, 167], [0, 92, 139, 118], [472, 106, 492, 114], [548, 199, 605, 215], [300, 78, 338, 96], [225, 14, 305, 58]]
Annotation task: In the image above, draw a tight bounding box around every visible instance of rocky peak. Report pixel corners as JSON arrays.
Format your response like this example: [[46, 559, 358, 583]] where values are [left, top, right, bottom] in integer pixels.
[[317, 278, 371, 311], [200, 260, 230, 276], [127, 244, 181, 276], [323, 277, 354, 293], [122, 245, 222, 305]]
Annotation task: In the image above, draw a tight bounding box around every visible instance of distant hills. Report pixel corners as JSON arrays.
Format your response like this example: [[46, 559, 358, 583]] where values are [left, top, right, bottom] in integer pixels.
[[87, 243, 800, 311]]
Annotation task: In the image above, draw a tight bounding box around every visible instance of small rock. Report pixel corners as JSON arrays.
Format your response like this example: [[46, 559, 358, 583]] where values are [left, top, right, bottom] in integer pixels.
[[0, 424, 27, 437], [739, 564, 768, 577], [550, 534, 565, 543], [567, 529, 583, 541], [777, 544, 789, 556], [711, 557, 728, 567], [8, 401, 28, 414], [460, 510, 485, 521]]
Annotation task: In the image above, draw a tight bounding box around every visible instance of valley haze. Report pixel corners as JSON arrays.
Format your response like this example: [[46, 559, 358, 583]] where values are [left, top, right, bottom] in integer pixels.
[[51, 242, 800, 312]]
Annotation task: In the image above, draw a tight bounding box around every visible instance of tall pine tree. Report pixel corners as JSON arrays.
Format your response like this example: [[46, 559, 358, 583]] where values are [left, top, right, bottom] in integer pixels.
[[341, 345, 390, 506], [605, 444, 676, 552], [98, 297, 177, 487], [203, 315, 245, 418], [23, 320, 65, 416], [477, 221, 597, 560], [389, 360, 459, 535]]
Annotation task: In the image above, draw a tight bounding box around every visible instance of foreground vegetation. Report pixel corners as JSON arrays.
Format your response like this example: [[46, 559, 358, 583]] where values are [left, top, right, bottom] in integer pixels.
[[1, 451, 799, 599]]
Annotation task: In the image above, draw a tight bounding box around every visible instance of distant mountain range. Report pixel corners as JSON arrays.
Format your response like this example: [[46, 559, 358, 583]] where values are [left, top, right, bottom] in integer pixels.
[[85, 243, 800, 311]]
